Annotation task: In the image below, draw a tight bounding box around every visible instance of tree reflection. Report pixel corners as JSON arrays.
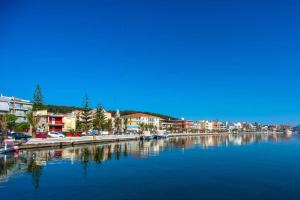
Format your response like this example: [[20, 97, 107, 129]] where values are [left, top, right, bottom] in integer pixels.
[[2, 133, 291, 185], [94, 146, 104, 164], [81, 148, 90, 176], [115, 144, 121, 160], [107, 146, 112, 160], [123, 143, 128, 157], [27, 157, 43, 189]]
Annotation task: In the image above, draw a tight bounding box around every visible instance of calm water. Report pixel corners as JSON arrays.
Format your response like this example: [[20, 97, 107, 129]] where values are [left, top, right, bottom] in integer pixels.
[[1, 133, 300, 200]]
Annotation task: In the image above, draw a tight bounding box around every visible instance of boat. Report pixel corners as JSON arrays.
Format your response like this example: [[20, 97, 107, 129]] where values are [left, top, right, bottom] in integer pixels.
[[140, 131, 153, 140], [0, 139, 19, 154], [284, 129, 293, 135], [153, 134, 168, 139], [153, 130, 169, 139]]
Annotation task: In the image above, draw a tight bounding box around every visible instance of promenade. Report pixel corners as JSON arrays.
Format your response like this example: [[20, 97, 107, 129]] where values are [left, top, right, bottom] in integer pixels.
[[19, 132, 230, 150]]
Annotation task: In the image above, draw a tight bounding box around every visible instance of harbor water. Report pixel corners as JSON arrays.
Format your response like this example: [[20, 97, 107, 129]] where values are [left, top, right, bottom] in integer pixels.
[[1, 133, 300, 200]]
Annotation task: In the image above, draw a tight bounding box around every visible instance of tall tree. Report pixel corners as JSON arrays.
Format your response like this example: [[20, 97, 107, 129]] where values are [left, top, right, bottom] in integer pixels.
[[107, 119, 113, 133], [80, 94, 92, 133], [75, 118, 82, 132], [139, 123, 145, 134], [114, 117, 121, 134], [93, 104, 106, 134], [26, 112, 41, 138], [123, 118, 128, 133], [0, 114, 9, 140], [7, 114, 17, 131], [32, 84, 44, 111]]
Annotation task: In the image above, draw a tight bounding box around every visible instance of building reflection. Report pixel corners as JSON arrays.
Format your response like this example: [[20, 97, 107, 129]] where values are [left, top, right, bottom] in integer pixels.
[[0, 133, 294, 187]]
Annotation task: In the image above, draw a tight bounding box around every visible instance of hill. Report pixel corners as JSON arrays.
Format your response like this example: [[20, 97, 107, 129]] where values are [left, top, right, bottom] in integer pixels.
[[45, 105, 82, 113], [108, 110, 178, 120], [44, 105, 177, 120]]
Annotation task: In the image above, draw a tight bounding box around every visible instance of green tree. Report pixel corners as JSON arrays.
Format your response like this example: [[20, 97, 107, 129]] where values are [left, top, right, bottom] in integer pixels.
[[107, 119, 113, 133], [80, 94, 92, 132], [7, 114, 18, 131], [32, 84, 44, 111], [114, 117, 121, 134], [75, 118, 82, 132], [93, 104, 106, 134], [123, 118, 128, 133], [139, 123, 145, 134], [26, 112, 41, 138], [0, 114, 9, 139], [15, 122, 30, 132]]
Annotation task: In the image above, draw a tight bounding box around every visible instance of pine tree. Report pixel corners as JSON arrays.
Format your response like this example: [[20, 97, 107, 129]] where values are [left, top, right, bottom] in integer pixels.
[[93, 104, 106, 134], [114, 117, 121, 134], [32, 84, 44, 111], [80, 94, 92, 132], [123, 118, 128, 133]]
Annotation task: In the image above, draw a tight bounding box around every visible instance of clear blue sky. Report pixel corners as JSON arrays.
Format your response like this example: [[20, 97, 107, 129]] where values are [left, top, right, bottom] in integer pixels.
[[0, 0, 299, 125]]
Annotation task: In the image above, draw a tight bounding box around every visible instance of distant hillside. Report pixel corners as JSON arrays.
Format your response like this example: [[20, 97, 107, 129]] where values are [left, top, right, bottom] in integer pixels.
[[108, 110, 178, 120], [45, 105, 177, 120], [45, 105, 82, 113]]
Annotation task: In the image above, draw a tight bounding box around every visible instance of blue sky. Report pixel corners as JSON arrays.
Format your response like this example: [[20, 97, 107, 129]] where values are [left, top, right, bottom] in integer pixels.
[[1, 0, 300, 124]]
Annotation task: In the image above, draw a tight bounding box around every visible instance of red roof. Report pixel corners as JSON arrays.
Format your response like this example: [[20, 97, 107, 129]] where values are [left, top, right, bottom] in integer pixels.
[[123, 113, 157, 118]]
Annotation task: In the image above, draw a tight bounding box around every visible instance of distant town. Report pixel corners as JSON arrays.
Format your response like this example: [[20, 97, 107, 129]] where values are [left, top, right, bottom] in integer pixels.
[[0, 85, 297, 138]]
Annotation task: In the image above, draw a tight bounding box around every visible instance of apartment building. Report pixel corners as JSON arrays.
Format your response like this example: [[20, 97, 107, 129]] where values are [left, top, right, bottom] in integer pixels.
[[122, 113, 161, 131], [0, 95, 33, 123], [34, 110, 65, 132]]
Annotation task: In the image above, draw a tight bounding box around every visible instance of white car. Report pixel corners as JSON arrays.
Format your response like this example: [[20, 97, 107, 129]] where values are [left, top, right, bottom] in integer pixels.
[[100, 131, 109, 135], [48, 132, 65, 138]]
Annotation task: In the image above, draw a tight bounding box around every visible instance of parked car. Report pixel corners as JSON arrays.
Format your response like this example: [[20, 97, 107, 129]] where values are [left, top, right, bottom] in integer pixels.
[[100, 131, 109, 135], [8, 132, 32, 140], [48, 132, 65, 138], [36, 132, 48, 138], [87, 129, 98, 136]]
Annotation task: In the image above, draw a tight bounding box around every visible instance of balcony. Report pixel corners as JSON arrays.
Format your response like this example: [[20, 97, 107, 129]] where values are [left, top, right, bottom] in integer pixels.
[[48, 122, 64, 127]]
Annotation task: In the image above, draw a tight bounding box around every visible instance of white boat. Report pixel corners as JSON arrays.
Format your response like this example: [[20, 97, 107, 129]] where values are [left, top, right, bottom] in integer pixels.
[[153, 130, 169, 139], [284, 130, 293, 135], [140, 131, 153, 140]]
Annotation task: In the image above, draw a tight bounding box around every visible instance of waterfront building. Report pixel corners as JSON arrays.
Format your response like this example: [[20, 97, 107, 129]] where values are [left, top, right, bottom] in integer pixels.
[[62, 112, 77, 132], [268, 125, 280, 132], [198, 120, 226, 133], [122, 113, 161, 131], [227, 122, 243, 132], [160, 119, 176, 131], [34, 110, 64, 132], [161, 119, 194, 132], [0, 94, 32, 123], [0, 96, 9, 115], [280, 125, 292, 132]]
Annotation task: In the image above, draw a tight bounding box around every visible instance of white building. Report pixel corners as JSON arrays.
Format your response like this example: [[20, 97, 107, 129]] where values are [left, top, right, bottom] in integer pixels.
[[122, 113, 161, 131], [0, 95, 33, 123]]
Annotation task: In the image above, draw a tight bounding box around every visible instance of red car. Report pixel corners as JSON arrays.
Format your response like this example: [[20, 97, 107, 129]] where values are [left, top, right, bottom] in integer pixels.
[[36, 132, 48, 138]]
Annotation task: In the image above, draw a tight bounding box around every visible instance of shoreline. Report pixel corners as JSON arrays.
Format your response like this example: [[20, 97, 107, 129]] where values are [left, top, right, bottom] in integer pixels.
[[19, 132, 276, 150]]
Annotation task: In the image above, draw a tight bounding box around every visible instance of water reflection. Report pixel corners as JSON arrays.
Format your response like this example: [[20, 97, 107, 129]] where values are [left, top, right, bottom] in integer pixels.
[[0, 133, 296, 188]]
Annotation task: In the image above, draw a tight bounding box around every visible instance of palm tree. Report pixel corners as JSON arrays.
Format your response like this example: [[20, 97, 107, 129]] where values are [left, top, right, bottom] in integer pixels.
[[0, 114, 8, 140], [26, 112, 41, 138], [139, 123, 145, 134]]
